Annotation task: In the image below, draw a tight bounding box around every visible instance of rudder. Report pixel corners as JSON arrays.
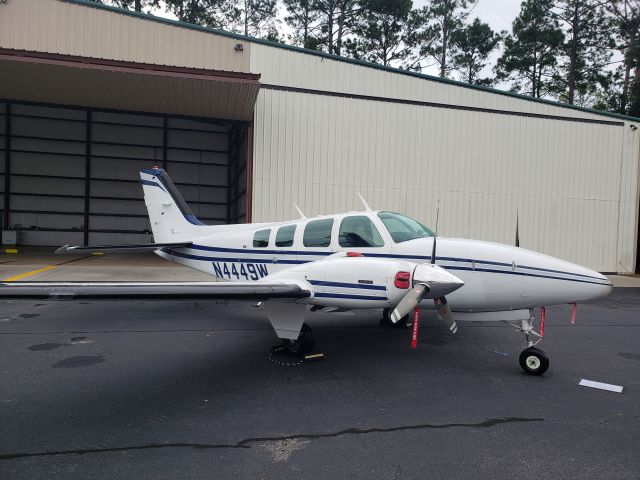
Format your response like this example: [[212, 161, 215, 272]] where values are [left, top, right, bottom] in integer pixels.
[[139, 167, 205, 243]]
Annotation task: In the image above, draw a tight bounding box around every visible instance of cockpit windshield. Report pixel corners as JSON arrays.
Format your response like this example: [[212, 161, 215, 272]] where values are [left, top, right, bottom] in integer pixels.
[[377, 211, 435, 243]]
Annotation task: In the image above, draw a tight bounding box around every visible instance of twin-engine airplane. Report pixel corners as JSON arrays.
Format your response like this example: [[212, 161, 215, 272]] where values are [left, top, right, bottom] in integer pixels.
[[0, 168, 613, 374]]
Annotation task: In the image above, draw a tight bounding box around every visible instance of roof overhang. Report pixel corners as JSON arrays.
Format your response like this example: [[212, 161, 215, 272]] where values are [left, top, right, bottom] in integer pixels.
[[0, 48, 261, 121]]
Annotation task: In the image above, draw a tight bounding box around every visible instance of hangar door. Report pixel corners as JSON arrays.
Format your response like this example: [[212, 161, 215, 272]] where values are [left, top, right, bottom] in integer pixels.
[[0, 101, 249, 246]]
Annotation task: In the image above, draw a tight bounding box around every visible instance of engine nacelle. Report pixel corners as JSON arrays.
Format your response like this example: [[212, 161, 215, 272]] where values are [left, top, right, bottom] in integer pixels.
[[264, 253, 430, 308], [303, 255, 417, 309]]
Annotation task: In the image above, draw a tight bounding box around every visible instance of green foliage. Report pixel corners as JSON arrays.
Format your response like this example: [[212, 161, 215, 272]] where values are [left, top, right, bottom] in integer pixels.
[[162, 0, 239, 28], [497, 0, 564, 98], [604, 0, 640, 115], [92, 0, 153, 12], [427, 0, 477, 78], [312, 0, 363, 55], [230, 0, 279, 38], [450, 17, 500, 85], [551, 0, 614, 106], [344, 0, 414, 66], [283, 0, 322, 48]]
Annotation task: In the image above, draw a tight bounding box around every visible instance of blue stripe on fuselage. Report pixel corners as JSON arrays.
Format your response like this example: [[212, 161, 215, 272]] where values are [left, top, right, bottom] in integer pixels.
[[188, 244, 606, 283], [165, 248, 610, 286], [315, 293, 388, 301], [309, 280, 386, 291]]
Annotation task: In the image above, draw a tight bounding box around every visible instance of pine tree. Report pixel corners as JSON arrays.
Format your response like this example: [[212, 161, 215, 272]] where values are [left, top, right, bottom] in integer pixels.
[[344, 0, 413, 66], [162, 0, 239, 28], [283, 0, 322, 49], [232, 0, 279, 38], [312, 0, 362, 55], [497, 0, 564, 99], [551, 0, 614, 106], [93, 0, 153, 13], [605, 0, 640, 114], [449, 17, 500, 85], [429, 0, 478, 78]]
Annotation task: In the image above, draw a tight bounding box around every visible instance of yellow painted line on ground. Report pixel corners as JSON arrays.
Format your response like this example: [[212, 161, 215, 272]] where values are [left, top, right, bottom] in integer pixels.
[[3, 265, 57, 282]]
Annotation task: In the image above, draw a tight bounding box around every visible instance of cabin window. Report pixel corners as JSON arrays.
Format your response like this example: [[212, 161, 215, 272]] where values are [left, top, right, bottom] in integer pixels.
[[303, 219, 334, 247], [339, 216, 384, 247], [377, 211, 434, 243], [253, 229, 271, 248], [275, 225, 296, 247]]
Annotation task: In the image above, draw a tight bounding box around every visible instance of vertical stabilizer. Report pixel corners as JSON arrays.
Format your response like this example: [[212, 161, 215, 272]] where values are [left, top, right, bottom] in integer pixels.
[[139, 168, 205, 243]]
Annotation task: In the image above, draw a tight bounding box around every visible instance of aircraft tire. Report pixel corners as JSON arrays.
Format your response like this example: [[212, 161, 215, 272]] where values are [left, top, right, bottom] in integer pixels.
[[519, 347, 549, 375], [381, 309, 409, 328], [283, 323, 314, 356]]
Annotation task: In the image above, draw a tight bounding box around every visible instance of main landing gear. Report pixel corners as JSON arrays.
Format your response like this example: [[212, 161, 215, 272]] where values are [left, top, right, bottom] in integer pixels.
[[380, 308, 409, 328], [515, 312, 549, 375], [270, 323, 324, 366], [281, 323, 315, 355]]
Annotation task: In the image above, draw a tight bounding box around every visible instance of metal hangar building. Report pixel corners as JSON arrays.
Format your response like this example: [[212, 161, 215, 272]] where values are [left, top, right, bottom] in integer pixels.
[[1, 0, 639, 273]]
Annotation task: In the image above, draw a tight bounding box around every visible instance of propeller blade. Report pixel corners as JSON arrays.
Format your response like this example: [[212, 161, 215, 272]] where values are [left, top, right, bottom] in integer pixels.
[[435, 296, 457, 334], [390, 284, 428, 323]]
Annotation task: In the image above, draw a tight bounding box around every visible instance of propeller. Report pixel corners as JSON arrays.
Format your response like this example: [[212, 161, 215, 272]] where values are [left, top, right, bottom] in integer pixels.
[[390, 283, 429, 323], [389, 202, 463, 333], [435, 296, 457, 334]]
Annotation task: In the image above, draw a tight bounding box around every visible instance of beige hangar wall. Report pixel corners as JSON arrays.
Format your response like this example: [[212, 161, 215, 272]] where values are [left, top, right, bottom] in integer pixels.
[[250, 44, 640, 273]]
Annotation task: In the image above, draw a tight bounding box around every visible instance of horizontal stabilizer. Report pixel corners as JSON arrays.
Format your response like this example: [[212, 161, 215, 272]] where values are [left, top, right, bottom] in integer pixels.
[[0, 281, 311, 301], [55, 242, 192, 255]]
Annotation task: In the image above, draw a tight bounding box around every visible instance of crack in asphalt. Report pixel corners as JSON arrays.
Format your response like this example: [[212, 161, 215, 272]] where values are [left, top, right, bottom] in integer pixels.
[[0, 417, 542, 461]]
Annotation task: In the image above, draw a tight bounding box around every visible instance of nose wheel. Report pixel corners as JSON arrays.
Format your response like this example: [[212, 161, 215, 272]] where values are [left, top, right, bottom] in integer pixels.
[[506, 309, 550, 375], [519, 347, 549, 375]]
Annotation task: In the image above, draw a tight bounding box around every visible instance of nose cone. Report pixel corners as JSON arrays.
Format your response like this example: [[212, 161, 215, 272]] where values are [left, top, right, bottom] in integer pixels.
[[465, 239, 613, 306], [514, 248, 613, 304], [414, 263, 465, 298]]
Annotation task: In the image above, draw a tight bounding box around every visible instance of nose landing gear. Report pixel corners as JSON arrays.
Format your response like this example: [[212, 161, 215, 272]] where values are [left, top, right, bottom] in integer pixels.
[[519, 347, 549, 375], [514, 311, 549, 375]]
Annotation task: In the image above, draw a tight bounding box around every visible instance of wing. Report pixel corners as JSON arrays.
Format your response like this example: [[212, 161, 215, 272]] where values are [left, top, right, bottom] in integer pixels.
[[55, 242, 191, 255], [0, 281, 310, 300]]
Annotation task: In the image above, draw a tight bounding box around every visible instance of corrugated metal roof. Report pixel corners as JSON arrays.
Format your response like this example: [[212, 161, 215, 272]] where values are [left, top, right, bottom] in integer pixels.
[[60, 0, 640, 123]]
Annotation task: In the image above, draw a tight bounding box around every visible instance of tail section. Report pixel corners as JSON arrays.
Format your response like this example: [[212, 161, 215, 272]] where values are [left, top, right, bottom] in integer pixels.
[[140, 168, 205, 243]]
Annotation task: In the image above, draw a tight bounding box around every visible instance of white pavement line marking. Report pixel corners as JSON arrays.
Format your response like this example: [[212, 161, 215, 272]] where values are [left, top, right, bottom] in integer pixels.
[[579, 379, 624, 393]]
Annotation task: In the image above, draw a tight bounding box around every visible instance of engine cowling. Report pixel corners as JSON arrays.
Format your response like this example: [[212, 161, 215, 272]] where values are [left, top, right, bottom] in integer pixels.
[[303, 255, 416, 308]]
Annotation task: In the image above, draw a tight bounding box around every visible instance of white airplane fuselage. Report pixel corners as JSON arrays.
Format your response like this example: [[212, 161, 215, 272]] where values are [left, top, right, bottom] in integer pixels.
[[154, 211, 612, 314]]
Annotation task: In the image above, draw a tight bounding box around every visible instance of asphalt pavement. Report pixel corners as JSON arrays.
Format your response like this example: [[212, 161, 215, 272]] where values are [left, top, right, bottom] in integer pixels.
[[1, 288, 639, 479]]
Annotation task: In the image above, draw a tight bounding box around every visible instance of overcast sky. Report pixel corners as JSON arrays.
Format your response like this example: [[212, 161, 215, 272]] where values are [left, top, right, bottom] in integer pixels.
[[413, 0, 522, 34]]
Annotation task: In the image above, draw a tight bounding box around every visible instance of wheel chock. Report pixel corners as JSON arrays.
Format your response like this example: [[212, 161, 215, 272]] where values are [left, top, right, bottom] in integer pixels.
[[303, 353, 326, 362], [268, 345, 326, 366]]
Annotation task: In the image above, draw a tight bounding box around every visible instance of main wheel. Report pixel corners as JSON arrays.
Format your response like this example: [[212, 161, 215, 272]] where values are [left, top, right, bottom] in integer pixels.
[[519, 347, 549, 375], [380, 308, 409, 329], [282, 323, 314, 356]]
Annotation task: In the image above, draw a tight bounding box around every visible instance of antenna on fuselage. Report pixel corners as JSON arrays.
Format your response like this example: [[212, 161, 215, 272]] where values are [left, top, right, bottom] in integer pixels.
[[293, 202, 306, 219], [515, 210, 520, 247], [431, 200, 440, 265], [357, 192, 372, 211]]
